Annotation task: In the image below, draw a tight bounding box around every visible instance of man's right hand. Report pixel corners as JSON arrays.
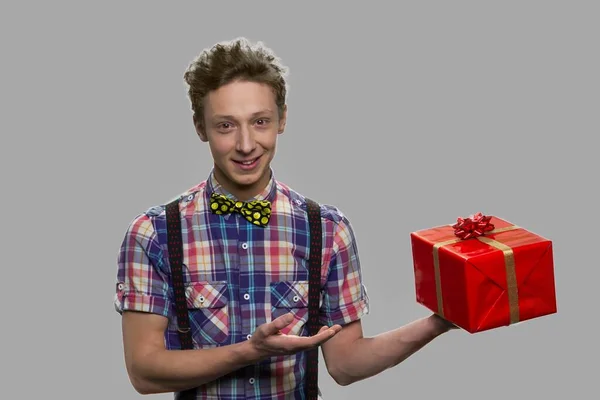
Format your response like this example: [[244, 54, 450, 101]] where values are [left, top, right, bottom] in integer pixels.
[[121, 311, 341, 395], [247, 313, 342, 361]]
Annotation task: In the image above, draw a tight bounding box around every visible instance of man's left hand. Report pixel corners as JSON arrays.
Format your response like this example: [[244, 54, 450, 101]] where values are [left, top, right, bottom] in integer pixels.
[[430, 313, 459, 333]]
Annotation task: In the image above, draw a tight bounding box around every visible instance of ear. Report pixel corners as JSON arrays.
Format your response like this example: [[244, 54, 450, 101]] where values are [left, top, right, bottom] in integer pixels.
[[278, 104, 287, 134], [193, 113, 208, 142]]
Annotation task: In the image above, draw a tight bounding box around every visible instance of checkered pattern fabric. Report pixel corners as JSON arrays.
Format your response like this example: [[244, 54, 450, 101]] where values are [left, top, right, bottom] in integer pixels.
[[114, 169, 369, 399]]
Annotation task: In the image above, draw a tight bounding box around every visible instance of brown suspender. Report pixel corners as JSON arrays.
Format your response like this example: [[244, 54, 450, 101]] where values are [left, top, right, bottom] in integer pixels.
[[165, 199, 195, 400], [305, 197, 322, 400], [165, 196, 322, 400]]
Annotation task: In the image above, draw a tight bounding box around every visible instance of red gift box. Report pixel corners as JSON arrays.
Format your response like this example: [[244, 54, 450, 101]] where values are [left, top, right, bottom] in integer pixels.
[[410, 213, 557, 333]]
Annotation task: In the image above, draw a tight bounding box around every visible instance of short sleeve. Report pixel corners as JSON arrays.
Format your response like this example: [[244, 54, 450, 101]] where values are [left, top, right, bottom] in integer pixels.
[[114, 213, 171, 318], [319, 215, 369, 327]]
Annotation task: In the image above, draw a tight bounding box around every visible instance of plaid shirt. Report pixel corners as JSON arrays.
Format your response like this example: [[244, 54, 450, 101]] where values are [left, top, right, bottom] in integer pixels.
[[114, 169, 369, 399]]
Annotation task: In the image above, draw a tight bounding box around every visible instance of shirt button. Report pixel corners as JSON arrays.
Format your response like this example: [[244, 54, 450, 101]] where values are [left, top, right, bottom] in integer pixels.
[[117, 283, 124, 291], [249, 378, 255, 385], [243, 293, 250, 300], [241, 243, 248, 250], [293, 295, 300, 302], [246, 334, 252, 340]]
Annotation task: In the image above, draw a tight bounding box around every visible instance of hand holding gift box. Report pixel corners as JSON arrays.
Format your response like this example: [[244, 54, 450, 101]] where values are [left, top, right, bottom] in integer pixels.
[[410, 213, 557, 333]]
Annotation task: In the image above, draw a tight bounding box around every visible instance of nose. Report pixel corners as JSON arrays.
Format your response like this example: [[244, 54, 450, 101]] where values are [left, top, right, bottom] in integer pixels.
[[235, 124, 257, 154]]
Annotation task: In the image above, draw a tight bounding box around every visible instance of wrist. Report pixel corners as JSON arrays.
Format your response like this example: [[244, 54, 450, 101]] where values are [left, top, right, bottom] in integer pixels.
[[235, 339, 263, 365], [427, 314, 454, 336]]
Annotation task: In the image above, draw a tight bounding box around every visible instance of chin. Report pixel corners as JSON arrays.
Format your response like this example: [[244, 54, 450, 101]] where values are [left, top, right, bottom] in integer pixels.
[[235, 175, 262, 187]]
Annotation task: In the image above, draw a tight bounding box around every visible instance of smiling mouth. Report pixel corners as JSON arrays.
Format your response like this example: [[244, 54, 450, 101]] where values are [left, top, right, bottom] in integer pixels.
[[234, 155, 261, 165]]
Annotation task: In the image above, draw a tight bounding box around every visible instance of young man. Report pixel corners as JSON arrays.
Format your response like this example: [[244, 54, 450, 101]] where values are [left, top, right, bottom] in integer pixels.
[[114, 37, 456, 399]]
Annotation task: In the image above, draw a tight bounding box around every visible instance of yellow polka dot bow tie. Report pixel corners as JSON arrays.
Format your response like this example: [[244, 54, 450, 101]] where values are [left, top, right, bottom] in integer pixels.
[[209, 193, 272, 227]]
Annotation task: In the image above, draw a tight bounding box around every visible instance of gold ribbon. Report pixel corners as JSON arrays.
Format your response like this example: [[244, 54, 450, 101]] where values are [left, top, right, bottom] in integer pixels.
[[432, 224, 521, 324]]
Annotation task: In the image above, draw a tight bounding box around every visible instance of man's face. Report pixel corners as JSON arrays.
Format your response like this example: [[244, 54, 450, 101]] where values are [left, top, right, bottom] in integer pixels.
[[195, 80, 286, 200]]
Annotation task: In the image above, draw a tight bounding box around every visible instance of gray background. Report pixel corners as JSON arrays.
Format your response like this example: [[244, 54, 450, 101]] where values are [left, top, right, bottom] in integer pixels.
[[2, 1, 598, 398]]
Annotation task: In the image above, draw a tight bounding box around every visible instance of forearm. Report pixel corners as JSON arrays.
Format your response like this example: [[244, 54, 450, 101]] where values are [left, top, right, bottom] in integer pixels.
[[130, 341, 260, 394], [332, 315, 449, 385]]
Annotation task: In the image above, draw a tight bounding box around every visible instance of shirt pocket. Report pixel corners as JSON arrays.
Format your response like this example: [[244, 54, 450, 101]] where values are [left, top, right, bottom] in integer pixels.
[[270, 280, 309, 336], [184, 281, 230, 346]]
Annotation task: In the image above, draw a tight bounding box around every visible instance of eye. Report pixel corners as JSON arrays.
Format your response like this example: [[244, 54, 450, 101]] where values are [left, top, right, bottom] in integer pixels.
[[255, 118, 270, 126], [217, 122, 234, 131]]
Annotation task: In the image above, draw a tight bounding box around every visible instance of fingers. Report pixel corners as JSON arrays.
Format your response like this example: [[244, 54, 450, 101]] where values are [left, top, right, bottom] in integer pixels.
[[317, 324, 342, 335], [255, 317, 343, 356], [295, 324, 342, 349], [317, 326, 330, 334], [259, 313, 294, 337], [314, 325, 341, 343], [265, 329, 335, 355]]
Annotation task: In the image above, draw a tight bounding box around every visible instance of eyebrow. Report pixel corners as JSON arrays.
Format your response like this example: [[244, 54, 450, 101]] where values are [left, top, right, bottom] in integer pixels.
[[212, 109, 274, 120]]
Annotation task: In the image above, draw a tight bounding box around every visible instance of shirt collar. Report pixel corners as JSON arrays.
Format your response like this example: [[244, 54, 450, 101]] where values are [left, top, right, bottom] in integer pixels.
[[206, 167, 278, 203]]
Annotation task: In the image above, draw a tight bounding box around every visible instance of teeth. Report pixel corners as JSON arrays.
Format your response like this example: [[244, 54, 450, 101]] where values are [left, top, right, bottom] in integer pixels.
[[241, 159, 255, 165]]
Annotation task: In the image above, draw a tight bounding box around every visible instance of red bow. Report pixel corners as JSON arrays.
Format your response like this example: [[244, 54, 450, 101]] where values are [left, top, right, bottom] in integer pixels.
[[452, 212, 495, 240]]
